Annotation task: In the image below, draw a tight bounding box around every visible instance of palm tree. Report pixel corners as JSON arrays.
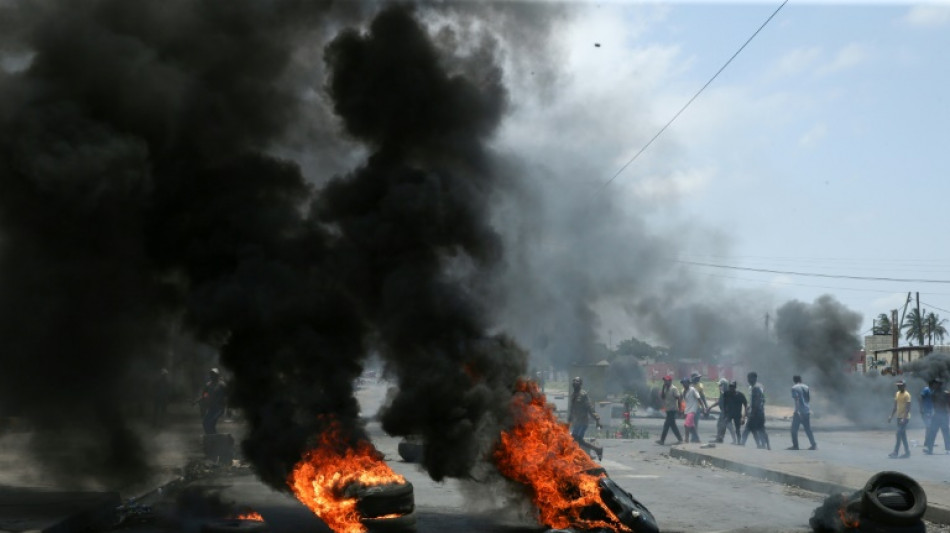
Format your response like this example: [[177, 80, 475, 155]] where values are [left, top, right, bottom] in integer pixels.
[[873, 313, 892, 335], [903, 308, 926, 346], [925, 312, 948, 345]]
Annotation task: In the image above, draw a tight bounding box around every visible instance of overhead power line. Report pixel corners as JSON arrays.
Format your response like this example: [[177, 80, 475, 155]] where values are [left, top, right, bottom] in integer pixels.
[[677, 260, 950, 284], [921, 302, 950, 316], [600, 0, 789, 190]]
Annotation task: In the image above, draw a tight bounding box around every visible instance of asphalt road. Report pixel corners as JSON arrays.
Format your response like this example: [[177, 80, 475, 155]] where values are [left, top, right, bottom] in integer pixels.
[[109, 381, 829, 532], [10, 378, 945, 533]]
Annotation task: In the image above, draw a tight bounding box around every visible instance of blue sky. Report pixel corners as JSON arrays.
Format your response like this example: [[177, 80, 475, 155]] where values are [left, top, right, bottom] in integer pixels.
[[665, 3, 950, 333], [497, 1, 950, 343]]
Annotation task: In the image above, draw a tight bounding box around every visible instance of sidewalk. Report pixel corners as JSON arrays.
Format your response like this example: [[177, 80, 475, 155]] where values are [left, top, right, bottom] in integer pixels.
[[670, 440, 950, 525]]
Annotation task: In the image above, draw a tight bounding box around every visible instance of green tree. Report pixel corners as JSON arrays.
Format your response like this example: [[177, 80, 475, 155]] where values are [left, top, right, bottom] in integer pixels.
[[925, 312, 948, 345], [614, 337, 660, 359], [872, 313, 892, 335], [903, 308, 926, 346]]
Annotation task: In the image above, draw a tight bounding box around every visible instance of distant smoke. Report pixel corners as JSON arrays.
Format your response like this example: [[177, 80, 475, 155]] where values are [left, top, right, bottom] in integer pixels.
[[769, 295, 893, 427], [904, 353, 950, 384]]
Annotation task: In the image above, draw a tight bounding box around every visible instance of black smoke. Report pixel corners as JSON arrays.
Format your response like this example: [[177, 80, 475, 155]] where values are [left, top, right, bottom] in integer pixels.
[[771, 295, 893, 426], [0, 0, 534, 491], [0, 0, 371, 488], [904, 352, 950, 384], [317, 5, 525, 481]]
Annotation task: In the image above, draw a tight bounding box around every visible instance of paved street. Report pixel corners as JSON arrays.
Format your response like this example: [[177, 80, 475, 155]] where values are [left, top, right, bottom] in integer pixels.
[[3, 379, 948, 532]]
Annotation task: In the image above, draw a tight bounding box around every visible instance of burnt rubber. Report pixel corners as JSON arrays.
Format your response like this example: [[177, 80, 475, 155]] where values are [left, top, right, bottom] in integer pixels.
[[599, 477, 659, 533], [352, 482, 415, 519], [859, 471, 927, 527], [361, 510, 417, 532]]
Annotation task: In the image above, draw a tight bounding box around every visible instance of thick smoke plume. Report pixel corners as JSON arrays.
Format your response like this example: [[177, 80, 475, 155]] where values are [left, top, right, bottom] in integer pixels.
[[0, 0, 531, 490], [317, 5, 526, 480], [0, 0, 370, 488]]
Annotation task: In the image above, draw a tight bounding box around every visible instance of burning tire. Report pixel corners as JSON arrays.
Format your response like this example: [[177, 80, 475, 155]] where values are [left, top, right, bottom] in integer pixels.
[[598, 477, 659, 533], [351, 481, 415, 518], [361, 510, 417, 532], [859, 471, 926, 527]]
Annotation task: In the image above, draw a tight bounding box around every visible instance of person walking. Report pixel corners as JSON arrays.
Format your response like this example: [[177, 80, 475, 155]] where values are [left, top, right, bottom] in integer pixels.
[[568, 376, 604, 460], [888, 379, 912, 458], [195, 368, 227, 435], [706, 378, 737, 444], [723, 381, 747, 444], [690, 372, 709, 424], [740, 371, 770, 450], [656, 375, 683, 445], [682, 377, 702, 443], [920, 379, 935, 444], [924, 378, 950, 455], [788, 375, 817, 450]]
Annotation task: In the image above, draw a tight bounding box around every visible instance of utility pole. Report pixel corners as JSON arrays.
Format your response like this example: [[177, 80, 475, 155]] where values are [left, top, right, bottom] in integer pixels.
[[764, 312, 770, 335], [891, 309, 899, 348], [891, 309, 899, 372]]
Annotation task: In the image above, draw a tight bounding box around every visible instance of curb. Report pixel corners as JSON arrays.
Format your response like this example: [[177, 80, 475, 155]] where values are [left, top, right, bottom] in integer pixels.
[[669, 447, 950, 525]]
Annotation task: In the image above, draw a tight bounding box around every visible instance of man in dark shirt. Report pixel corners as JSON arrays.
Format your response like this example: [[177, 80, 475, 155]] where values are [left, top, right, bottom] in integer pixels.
[[709, 380, 747, 444], [707, 379, 737, 443], [920, 379, 935, 443], [924, 378, 950, 455], [196, 368, 227, 434]]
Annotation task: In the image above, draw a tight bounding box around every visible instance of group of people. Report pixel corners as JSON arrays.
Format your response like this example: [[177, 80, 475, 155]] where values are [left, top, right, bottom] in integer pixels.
[[653, 371, 821, 452], [889, 376, 950, 458]]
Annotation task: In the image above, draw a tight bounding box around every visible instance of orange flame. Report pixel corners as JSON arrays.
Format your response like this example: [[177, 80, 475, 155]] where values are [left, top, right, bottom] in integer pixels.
[[493, 380, 631, 532], [288, 420, 406, 533], [236, 511, 264, 521], [838, 505, 860, 529]]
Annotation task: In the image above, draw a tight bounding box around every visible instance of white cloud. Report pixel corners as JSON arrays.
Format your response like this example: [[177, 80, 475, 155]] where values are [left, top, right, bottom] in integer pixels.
[[768, 46, 822, 79], [799, 123, 828, 147], [902, 4, 950, 27], [817, 42, 868, 75]]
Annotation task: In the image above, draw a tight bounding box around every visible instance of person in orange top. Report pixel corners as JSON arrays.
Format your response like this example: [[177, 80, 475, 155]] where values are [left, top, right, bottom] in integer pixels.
[[888, 380, 912, 459]]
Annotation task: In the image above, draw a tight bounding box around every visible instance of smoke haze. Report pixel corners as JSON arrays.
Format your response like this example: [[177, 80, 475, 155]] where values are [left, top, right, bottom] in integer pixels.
[[0, 0, 879, 493]]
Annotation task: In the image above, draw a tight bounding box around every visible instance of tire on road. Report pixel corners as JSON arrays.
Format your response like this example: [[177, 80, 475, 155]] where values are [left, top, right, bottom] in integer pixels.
[[351, 481, 415, 519], [859, 471, 927, 527], [599, 476, 659, 533], [361, 510, 417, 532]]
